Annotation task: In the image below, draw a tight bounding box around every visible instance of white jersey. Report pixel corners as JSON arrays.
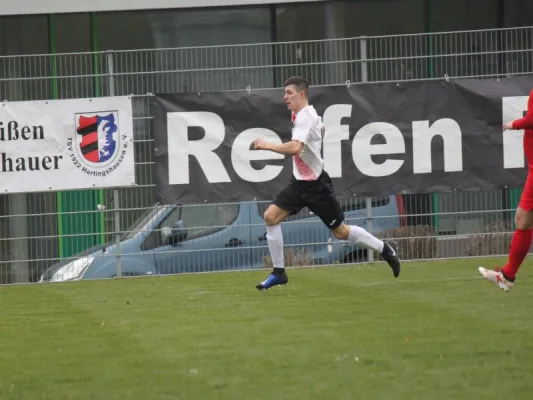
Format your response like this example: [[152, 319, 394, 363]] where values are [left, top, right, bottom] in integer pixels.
[[291, 105, 324, 181]]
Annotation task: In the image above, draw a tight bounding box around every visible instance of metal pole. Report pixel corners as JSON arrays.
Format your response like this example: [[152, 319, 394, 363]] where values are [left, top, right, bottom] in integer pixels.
[[324, 2, 336, 84], [10, 194, 29, 283], [359, 38, 374, 262], [365, 197, 374, 263], [107, 51, 122, 278], [360, 36, 368, 83], [114, 188, 121, 278], [107, 51, 115, 96]]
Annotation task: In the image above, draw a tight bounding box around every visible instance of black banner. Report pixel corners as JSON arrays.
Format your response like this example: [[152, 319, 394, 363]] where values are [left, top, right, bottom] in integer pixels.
[[152, 76, 533, 204]]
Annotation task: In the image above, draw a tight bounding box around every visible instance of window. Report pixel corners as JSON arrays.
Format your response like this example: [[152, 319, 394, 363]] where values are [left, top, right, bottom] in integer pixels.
[[53, 13, 92, 53], [96, 11, 157, 51], [341, 196, 390, 212], [160, 207, 185, 232], [257, 202, 310, 222], [122, 206, 164, 241], [180, 204, 240, 240], [343, 0, 425, 37], [96, 7, 272, 94], [142, 203, 240, 251], [274, 2, 337, 86], [344, 0, 426, 82], [140, 206, 178, 251], [276, 2, 328, 42], [434, 190, 504, 235], [257, 195, 389, 222], [504, 0, 533, 28], [0, 15, 54, 283], [0, 15, 49, 56], [430, 0, 498, 32], [0, 15, 51, 101], [429, 0, 500, 78], [502, 1, 533, 77], [52, 13, 95, 99], [277, 0, 425, 41], [275, 0, 426, 85]]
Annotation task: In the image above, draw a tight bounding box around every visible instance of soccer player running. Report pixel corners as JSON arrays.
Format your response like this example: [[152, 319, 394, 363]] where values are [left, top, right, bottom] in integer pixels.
[[479, 89, 533, 292], [252, 76, 401, 290]]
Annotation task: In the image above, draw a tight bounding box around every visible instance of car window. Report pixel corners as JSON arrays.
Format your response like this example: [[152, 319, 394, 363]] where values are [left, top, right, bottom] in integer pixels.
[[160, 207, 183, 231], [257, 196, 390, 221], [256, 202, 312, 221], [121, 205, 163, 241], [141, 203, 240, 251], [341, 196, 390, 212], [180, 203, 240, 240], [140, 206, 181, 251]]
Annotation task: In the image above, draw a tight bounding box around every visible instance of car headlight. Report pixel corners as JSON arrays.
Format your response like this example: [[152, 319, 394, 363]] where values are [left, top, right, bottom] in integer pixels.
[[50, 256, 95, 282]]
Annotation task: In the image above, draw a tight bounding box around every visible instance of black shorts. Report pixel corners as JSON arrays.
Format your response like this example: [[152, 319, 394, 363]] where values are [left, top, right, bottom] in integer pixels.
[[272, 170, 345, 230]]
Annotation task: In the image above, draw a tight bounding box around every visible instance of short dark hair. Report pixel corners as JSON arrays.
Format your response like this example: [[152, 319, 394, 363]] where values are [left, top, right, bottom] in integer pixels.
[[283, 76, 309, 96]]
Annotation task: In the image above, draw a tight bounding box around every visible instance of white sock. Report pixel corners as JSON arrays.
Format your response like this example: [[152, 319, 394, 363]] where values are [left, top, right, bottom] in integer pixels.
[[266, 224, 285, 270], [348, 225, 384, 253]]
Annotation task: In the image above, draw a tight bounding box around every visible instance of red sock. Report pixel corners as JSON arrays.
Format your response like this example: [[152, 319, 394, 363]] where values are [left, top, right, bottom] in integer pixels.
[[502, 228, 533, 280]]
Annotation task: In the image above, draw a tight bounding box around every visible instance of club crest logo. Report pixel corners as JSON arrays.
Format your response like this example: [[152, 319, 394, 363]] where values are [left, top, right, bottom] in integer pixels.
[[75, 112, 119, 166], [67, 110, 130, 178]]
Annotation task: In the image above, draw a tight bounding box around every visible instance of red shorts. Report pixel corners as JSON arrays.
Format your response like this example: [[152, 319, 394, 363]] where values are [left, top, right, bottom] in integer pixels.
[[519, 172, 533, 211]]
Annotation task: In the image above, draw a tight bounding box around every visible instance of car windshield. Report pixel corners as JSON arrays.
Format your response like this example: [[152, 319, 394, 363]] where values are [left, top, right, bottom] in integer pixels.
[[120, 205, 167, 241]]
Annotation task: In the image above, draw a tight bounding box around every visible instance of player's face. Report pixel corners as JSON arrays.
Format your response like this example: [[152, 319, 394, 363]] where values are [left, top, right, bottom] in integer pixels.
[[284, 85, 304, 112]]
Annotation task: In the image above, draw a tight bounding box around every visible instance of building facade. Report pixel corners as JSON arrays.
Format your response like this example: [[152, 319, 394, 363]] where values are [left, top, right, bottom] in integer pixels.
[[2, 0, 532, 58]]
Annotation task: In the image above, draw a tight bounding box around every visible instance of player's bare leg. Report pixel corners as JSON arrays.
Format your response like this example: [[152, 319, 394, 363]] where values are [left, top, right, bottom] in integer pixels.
[[479, 207, 533, 292], [332, 223, 401, 277], [256, 204, 290, 290]]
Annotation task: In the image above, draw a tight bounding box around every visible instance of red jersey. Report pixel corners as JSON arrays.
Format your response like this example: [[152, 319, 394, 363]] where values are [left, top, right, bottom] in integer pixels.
[[513, 89, 533, 166]]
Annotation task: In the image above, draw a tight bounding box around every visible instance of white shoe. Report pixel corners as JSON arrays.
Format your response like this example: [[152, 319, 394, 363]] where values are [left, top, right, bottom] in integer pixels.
[[478, 267, 514, 292]]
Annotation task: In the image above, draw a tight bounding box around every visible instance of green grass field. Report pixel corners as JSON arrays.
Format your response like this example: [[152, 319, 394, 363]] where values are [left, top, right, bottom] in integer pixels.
[[1, 257, 532, 400]]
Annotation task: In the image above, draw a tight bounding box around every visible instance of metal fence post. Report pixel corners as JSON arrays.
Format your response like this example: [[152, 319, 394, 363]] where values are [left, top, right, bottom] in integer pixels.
[[114, 188, 121, 278], [107, 51, 122, 278], [359, 37, 374, 262], [360, 36, 368, 83], [365, 197, 374, 262]]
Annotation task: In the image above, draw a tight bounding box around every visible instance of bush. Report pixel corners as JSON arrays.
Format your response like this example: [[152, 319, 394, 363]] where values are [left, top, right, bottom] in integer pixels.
[[377, 225, 438, 260], [465, 220, 513, 257]]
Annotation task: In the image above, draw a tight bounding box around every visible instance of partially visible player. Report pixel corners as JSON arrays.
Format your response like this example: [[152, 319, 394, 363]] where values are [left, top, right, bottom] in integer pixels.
[[479, 88, 533, 292], [252, 76, 400, 290]]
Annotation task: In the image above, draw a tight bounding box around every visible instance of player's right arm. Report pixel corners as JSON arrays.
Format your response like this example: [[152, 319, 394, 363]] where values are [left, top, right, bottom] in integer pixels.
[[253, 139, 304, 156], [510, 109, 533, 130]]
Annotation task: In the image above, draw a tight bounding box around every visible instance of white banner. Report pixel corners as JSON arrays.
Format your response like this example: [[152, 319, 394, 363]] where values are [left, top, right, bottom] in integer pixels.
[[0, 96, 135, 194]]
